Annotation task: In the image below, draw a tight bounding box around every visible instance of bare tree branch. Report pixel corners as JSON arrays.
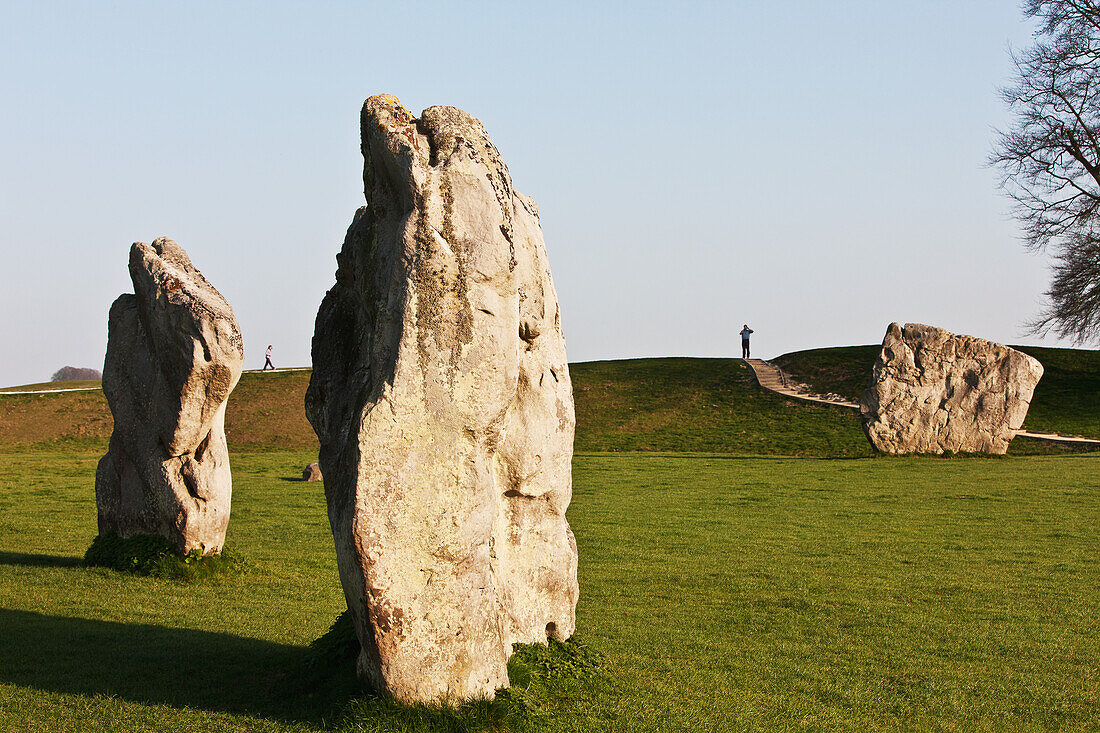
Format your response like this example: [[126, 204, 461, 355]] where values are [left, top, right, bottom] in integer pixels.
[[994, 0, 1100, 341]]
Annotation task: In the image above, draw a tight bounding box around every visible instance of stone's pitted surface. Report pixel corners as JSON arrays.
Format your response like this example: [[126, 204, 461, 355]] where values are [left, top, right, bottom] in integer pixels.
[[306, 95, 577, 704], [95, 238, 243, 555], [302, 462, 323, 482], [860, 323, 1043, 455]]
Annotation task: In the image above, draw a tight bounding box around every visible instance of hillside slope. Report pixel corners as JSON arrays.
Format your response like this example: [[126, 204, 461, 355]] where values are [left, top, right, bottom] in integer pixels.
[[571, 358, 865, 455], [4, 348, 1095, 455], [0, 370, 316, 453], [774, 344, 1100, 440], [0, 360, 870, 457]]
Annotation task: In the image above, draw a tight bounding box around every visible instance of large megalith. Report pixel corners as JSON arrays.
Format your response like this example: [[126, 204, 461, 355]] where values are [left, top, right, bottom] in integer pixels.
[[860, 322, 1043, 454], [305, 95, 578, 704], [95, 238, 243, 555]]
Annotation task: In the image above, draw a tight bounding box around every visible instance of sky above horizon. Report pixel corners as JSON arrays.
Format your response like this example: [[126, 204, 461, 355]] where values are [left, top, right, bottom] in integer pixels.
[[0, 1, 1081, 387]]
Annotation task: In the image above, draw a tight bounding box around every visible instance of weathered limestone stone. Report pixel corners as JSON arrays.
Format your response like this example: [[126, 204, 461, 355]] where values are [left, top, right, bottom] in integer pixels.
[[95, 238, 243, 555], [302, 462, 323, 482], [860, 322, 1043, 455], [306, 95, 578, 704]]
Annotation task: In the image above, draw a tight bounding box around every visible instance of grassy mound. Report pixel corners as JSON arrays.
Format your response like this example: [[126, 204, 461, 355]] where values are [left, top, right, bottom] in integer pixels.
[[304, 610, 603, 732], [0, 360, 872, 457], [84, 532, 247, 582], [772, 345, 880, 402], [1014, 345, 1100, 439], [3, 349, 1097, 455], [0, 387, 113, 450], [0, 379, 101, 392], [774, 344, 1100, 440], [572, 358, 868, 456]]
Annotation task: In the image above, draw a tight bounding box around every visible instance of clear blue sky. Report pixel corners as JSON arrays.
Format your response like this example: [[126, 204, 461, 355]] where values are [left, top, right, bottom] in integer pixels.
[[0, 1, 1067, 386]]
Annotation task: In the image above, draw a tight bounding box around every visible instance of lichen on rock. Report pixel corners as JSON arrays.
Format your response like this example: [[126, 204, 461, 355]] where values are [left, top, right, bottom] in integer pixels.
[[860, 322, 1043, 455], [306, 96, 577, 704], [95, 238, 243, 555]]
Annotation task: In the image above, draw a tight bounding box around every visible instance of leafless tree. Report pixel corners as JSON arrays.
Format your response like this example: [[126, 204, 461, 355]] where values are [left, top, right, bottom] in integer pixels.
[[993, 0, 1100, 341]]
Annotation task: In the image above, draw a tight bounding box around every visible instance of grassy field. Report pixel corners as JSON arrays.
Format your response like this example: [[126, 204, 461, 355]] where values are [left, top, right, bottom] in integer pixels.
[[0, 450, 1097, 731], [1, 353, 1097, 729]]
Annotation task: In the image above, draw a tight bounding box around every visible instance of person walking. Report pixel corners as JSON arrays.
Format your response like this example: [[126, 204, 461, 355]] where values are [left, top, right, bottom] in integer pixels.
[[740, 325, 754, 359], [263, 345, 275, 371]]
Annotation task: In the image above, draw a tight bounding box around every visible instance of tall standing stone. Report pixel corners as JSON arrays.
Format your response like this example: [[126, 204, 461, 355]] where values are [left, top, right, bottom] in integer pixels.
[[306, 96, 578, 704], [95, 238, 243, 555], [860, 322, 1043, 454]]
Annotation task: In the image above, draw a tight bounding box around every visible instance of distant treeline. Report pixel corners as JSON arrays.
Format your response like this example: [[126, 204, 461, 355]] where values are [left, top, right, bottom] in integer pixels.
[[51, 366, 102, 382]]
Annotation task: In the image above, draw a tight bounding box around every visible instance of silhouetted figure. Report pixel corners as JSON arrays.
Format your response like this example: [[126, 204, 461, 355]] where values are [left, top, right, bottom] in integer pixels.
[[263, 345, 275, 371], [740, 325, 754, 359]]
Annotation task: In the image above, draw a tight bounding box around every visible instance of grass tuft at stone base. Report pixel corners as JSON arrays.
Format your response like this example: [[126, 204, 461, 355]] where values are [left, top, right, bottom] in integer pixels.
[[304, 610, 604, 732], [83, 532, 249, 582]]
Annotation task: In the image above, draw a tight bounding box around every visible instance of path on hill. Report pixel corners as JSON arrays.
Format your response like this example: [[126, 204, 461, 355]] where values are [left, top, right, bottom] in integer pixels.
[[0, 386, 101, 395], [243, 367, 312, 374], [744, 358, 1100, 446], [0, 367, 313, 396], [744, 359, 860, 408]]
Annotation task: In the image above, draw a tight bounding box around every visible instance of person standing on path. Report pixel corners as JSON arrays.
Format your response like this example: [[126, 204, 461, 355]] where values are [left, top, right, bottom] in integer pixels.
[[263, 345, 275, 371], [740, 325, 754, 359]]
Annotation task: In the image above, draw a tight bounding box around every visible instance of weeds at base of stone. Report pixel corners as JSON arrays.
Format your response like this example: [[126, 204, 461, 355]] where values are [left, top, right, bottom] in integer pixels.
[[83, 532, 249, 582], [306, 610, 604, 732]]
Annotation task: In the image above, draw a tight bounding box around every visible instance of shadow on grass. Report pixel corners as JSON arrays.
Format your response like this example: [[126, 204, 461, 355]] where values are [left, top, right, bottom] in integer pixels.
[[0, 608, 353, 724], [0, 551, 83, 568], [0, 609, 596, 730]]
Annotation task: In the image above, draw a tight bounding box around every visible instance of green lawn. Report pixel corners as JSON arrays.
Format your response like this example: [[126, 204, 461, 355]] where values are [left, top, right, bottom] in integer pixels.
[[1, 450, 1097, 731]]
